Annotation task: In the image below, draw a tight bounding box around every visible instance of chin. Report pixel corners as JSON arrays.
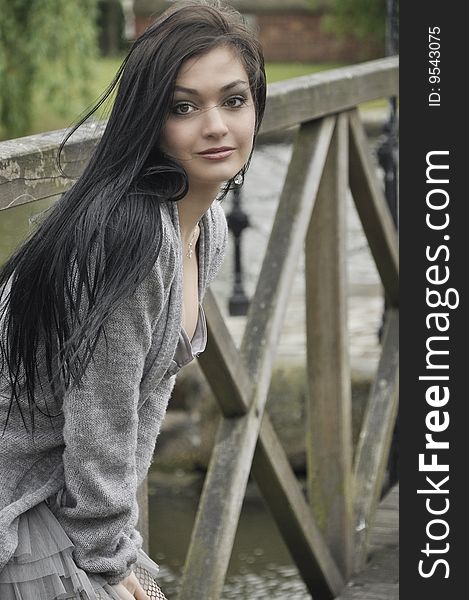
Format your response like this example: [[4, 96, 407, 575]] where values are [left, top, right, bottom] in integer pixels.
[[192, 168, 241, 186]]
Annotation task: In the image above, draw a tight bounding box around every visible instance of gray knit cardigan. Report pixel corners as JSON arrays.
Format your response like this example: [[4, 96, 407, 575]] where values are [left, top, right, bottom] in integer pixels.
[[0, 199, 227, 584]]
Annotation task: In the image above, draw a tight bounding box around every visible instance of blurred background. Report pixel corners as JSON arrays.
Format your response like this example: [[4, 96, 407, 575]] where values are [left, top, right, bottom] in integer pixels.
[[0, 0, 391, 141], [0, 2, 398, 598]]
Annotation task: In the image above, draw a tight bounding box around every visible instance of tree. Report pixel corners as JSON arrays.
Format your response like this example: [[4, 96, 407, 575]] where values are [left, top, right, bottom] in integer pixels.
[[0, 0, 98, 138], [326, 0, 386, 44], [310, 0, 398, 48]]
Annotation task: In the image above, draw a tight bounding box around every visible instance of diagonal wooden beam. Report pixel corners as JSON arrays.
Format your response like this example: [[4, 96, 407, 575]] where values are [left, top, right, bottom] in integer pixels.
[[352, 309, 399, 573], [178, 118, 335, 600], [348, 109, 399, 305], [198, 295, 345, 597], [198, 290, 252, 417], [241, 117, 336, 381], [177, 403, 268, 600], [200, 295, 345, 597], [252, 416, 345, 598]]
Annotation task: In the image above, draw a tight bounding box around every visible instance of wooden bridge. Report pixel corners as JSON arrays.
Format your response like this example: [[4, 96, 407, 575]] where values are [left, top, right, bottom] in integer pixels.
[[0, 56, 399, 599]]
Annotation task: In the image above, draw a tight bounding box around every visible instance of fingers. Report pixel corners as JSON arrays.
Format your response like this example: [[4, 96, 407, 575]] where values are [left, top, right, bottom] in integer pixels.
[[110, 582, 135, 600], [133, 584, 151, 600]]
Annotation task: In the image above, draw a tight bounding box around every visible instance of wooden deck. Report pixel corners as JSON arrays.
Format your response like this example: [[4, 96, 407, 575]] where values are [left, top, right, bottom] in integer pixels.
[[337, 484, 399, 599]]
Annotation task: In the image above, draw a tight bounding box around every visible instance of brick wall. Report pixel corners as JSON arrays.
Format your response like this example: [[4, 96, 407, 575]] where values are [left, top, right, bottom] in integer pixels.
[[256, 13, 382, 63], [135, 12, 383, 64]]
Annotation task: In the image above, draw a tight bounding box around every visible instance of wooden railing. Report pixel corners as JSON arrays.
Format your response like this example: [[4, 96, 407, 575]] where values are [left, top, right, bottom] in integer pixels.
[[0, 56, 399, 599]]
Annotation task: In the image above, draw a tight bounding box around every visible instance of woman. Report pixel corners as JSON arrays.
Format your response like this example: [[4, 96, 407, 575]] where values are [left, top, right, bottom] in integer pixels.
[[0, 1, 266, 598]]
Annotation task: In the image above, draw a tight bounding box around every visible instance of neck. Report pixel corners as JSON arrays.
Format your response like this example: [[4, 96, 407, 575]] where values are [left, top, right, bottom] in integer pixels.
[[177, 182, 221, 242]]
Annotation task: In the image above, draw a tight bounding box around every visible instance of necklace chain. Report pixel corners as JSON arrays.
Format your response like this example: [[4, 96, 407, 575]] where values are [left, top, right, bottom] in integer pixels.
[[187, 225, 199, 259]]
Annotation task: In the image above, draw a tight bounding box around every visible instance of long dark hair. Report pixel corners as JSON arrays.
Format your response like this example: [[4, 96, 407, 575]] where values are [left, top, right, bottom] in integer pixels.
[[0, 0, 266, 438]]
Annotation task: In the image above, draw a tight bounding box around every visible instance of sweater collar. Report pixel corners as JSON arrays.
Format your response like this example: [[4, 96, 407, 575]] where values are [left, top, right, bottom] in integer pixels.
[[167, 200, 213, 299]]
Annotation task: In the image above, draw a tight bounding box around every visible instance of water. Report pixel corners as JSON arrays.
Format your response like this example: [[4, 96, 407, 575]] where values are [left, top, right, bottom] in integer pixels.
[[148, 475, 312, 599]]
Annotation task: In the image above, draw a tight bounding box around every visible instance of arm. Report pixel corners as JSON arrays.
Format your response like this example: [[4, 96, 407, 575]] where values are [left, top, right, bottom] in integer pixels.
[[56, 266, 166, 585], [134, 375, 176, 488], [122, 374, 177, 550]]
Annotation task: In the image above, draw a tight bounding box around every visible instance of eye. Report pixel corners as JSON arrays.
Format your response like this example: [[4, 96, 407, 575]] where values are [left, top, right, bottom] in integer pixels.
[[224, 95, 248, 108], [172, 102, 197, 115]]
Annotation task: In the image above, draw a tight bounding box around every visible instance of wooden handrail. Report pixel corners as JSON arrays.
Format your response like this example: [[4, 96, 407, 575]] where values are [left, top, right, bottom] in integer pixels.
[[0, 57, 398, 210], [0, 58, 399, 599], [262, 57, 398, 134]]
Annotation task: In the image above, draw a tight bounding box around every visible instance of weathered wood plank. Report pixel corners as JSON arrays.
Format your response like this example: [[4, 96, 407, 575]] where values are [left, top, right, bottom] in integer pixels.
[[305, 113, 353, 578], [0, 125, 100, 209], [348, 110, 399, 305], [252, 417, 345, 598], [178, 119, 335, 600], [177, 405, 264, 599], [0, 59, 397, 209], [261, 57, 398, 134], [241, 117, 336, 380], [352, 310, 399, 573]]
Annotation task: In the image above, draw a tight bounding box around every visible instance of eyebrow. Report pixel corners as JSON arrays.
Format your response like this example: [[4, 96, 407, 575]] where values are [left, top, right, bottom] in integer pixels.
[[174, 79, 249, 96]]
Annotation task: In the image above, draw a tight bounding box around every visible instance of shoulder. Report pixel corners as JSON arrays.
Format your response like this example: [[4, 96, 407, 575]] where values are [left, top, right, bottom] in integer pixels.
[[205, 201, 228, 255], [201, 201, 228, 292]]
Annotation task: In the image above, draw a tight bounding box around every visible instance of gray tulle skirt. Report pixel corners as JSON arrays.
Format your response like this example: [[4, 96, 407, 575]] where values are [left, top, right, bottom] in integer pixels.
[[0, 499, 168, 599]]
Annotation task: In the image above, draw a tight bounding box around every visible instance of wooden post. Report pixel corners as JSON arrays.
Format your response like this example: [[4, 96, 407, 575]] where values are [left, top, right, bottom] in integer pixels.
[[305, 113, 353, 578]]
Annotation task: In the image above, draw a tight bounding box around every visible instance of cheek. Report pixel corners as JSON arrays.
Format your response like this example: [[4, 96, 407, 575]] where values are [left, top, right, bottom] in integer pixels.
[[238, 108, 256, 148], [160, 122, 187, 155]]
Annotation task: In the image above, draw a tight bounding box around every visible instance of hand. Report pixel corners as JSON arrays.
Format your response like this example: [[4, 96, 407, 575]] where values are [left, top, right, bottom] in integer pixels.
[[110, 571, 150, 600]]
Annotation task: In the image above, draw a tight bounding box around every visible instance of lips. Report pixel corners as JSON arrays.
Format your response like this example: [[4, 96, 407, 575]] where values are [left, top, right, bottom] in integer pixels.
[[197, 147, 235, 160], [197, 146, 235, 155]]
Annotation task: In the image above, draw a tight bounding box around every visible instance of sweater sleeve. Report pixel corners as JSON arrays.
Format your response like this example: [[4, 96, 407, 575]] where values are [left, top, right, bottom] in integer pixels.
[[134, 375, 176, 487], [56, 266, 166, 585], [122, 374, 177, 550]]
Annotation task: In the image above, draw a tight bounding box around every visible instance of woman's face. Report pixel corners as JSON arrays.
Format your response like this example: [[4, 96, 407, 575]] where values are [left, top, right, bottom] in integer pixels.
[[160, 45, 256, 190]]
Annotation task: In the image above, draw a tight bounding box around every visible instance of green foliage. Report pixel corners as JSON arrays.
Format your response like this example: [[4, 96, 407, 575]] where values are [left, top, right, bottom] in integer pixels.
[[0, 0, 98, 138], [309, 0, 391, 46]]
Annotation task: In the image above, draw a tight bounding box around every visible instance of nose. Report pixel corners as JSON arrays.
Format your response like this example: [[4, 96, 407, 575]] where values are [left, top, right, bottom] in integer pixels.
[[202, 106, 229, 138]]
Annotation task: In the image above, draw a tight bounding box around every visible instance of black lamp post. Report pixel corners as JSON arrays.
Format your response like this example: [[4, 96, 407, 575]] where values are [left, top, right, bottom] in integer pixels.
[[227, 185, 250, 316]]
